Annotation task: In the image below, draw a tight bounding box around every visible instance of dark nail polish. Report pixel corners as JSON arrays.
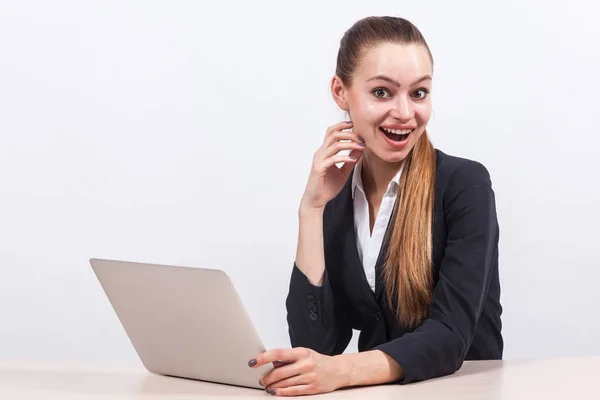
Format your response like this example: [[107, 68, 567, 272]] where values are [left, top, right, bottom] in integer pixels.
[[349, 156, 357, 161], [359, 142, 366, 147], [259, 379, 263, 386], [248, 359, 257, 367], [268, 389, 277, 395], [358, 136, 365, 143]]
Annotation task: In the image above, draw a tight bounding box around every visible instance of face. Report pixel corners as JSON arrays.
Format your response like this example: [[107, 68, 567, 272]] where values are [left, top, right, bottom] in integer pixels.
[[332, 42, 433, 163]]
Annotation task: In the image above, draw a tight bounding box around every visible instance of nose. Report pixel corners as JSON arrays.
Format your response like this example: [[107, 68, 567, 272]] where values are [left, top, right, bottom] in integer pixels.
[[389, 95, 414, 121]]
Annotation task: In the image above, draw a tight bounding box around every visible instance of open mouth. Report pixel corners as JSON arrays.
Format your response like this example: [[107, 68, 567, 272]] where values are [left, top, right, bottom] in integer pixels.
[[379, 127, 413, 142]]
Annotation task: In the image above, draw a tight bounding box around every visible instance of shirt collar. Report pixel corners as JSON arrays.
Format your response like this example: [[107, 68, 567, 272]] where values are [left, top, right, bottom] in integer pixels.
[[351, 158, 404, 199]]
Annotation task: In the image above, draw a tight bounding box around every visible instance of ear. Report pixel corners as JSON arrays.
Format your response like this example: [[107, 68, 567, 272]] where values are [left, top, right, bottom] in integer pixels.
[[330, 75, 350, 111]]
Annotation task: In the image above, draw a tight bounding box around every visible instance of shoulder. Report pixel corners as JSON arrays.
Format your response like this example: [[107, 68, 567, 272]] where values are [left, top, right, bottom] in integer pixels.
[[434, 149, 496, 218], [433, 149, 499, 240], [434, 149, 493, 191]]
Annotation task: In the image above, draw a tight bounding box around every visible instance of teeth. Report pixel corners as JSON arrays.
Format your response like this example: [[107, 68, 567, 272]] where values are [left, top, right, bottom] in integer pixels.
[[381, 127, 413, 135]]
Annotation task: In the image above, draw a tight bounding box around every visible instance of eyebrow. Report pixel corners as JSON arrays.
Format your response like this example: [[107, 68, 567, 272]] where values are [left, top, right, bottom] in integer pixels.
[[367, 74, 432, 87]]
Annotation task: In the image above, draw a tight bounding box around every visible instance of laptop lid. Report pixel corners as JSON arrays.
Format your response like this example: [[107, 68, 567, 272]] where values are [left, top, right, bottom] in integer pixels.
[[90, 258, 271, 389]]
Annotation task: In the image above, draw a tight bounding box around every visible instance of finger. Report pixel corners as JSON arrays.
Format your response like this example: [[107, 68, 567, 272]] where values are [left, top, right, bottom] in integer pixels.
[[339, 149, 363, 175], [259, 361, 293, 386], [323, 131, 363, 148], [259, 360, 293, 385], [319, 154, 359, 171], [321, 140, 365, 160], [262, 360, 310, 387], [267, 373, 311, 390], [324, 121, 353, 138], [250, 348, 301, 368], [271, 385, 315, 397]]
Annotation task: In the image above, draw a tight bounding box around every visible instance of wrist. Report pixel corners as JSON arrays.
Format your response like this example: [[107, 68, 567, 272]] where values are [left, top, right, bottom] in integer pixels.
[[298, 201, 325, 217], [332, 351, 404, 387], [333, 354, 353, 389]]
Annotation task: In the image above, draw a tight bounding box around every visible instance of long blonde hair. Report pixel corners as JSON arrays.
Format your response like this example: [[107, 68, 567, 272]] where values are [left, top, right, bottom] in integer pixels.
[[336, 16, 436, 326], [383, 132, 436, 327]]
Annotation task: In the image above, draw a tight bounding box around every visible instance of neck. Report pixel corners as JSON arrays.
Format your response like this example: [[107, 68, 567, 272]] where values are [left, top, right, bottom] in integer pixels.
[[361, 150, 403, 199]]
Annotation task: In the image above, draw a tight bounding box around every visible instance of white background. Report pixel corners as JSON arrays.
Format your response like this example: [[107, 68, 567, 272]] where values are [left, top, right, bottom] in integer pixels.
[[1, 0, 599, 362]]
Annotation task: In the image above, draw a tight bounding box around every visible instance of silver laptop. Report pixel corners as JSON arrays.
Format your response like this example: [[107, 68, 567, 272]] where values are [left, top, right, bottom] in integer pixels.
[[90, 258, 272, 389]]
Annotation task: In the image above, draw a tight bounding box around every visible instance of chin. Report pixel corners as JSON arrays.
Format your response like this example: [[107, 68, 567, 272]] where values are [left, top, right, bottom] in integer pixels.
[[372, 146, 414, 164]]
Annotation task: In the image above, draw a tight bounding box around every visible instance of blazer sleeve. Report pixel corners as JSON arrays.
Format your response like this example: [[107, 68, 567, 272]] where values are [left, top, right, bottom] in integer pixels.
[[285, 202, 353, 355], [285, 265, 353, 355], [374, 160, 500, 384]]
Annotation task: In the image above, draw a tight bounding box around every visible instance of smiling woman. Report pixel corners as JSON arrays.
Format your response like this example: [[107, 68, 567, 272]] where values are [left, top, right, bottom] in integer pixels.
[[248, 16, 502, 397]]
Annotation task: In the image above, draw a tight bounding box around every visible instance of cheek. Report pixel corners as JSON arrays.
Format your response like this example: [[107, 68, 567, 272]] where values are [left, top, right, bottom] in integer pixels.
[[353, 96, 388, 124], [414, 101, 432, 123]]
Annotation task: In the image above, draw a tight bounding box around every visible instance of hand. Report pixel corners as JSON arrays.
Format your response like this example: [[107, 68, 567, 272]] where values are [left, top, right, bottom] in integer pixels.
[[249, 347, 348, 396], [301, 121, 365, 211]]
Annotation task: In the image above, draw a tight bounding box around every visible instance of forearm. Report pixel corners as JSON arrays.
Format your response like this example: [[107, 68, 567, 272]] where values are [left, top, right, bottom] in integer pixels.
[[336, 350, 404, 387], [288, 203, 353, 355], [295, 204, 326, 286]]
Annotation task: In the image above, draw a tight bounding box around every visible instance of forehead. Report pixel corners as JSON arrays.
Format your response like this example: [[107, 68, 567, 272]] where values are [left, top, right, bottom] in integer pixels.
[[354, 42, 432, 84]]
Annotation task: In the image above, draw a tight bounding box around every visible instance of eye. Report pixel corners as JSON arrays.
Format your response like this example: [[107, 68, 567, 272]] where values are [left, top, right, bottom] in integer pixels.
[[372, 87, 391, 98], [412, 88, 430, 99]]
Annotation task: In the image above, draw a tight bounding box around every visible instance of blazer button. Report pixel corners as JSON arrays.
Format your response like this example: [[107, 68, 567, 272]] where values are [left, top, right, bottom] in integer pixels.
[[375, 312, 382, 321], [307, 295, 316, 304], [308, 304, 317, 313], [309, 312, 319, 321]]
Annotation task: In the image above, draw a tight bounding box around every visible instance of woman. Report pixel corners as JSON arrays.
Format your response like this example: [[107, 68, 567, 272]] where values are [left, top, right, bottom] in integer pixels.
[[249, 16, 502, 396]]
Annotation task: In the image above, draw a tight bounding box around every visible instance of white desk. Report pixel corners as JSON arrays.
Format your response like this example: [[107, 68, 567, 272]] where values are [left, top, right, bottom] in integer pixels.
[[1, 356, 598, 399]]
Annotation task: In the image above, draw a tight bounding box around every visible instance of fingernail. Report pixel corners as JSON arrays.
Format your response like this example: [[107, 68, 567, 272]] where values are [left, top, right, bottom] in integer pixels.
[[358, 136, 365, 143], [248, 359, 257, 367], [267, 389, 277, 395], [258, 379, 263, 386], [347, 120, 353, 124], [359, 142, 366, 147], [349, 156, 357, 161]]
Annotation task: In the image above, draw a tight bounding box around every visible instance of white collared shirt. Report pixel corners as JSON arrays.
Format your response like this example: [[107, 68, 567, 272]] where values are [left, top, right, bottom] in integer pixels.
[[351, 159, 403, 292]]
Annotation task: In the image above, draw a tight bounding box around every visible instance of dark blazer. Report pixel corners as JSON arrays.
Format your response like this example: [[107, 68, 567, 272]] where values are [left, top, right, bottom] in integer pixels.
[[285, 149, 503, 384]]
